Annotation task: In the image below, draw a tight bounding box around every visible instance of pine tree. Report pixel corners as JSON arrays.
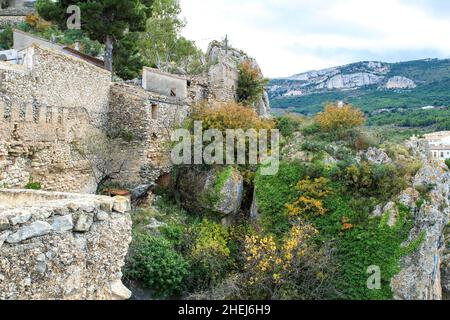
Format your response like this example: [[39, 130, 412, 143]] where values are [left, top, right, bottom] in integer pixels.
[[36, 0, 152, 72]]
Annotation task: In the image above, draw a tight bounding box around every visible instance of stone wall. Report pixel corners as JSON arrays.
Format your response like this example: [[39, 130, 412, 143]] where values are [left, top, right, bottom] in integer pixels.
[[108, 83, 190, 188], [0, 15, 24, 28], [142, 67, 188, 99], [0, 45, 111, 193], [0, 189, 132, 300]]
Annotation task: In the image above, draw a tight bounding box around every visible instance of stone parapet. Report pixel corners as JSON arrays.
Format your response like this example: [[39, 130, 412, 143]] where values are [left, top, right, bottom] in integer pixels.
[[0, 189, 132, 300]]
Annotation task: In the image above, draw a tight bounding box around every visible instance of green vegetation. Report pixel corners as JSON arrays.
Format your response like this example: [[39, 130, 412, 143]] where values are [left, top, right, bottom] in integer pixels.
[[141, 0, 204, 75], [126, 232, 189, 298], [25, 179, 42, 190], [368, 107, 450, 130], [0, 25, 13, 50], [125, 102, 425, 300], [446, 159, 450, 170], [276, 114, 304, 138], [36, 0, 152, 72], [186, 219, 232, 291], [237, 61, 269, 106], [270, 59, 450, 130], [214, 166, 233, 194]]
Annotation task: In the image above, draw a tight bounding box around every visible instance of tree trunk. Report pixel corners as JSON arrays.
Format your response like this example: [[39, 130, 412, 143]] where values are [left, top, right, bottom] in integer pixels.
[[105, 35, 114, 73]]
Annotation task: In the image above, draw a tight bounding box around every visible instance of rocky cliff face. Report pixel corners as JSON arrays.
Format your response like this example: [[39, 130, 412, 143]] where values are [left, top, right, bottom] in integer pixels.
[[391, 139, 450, 300], [269, 60, 421, 98], [385, 76, 416, 89]]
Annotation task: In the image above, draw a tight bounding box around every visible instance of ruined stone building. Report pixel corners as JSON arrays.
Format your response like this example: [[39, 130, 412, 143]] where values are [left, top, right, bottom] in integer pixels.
[[0, 35, 271, 194], [0, 34, 271, 300]]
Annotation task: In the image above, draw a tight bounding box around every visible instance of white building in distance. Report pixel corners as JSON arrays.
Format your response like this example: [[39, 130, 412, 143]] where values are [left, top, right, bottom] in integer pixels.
[[423, 131, 450, 161]]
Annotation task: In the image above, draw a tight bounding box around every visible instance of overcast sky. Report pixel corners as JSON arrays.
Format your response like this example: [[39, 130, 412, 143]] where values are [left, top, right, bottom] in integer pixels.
[[179, 0, 450, 78]]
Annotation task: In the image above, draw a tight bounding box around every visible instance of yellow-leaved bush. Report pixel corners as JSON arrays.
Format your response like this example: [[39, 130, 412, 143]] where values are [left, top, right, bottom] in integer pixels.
[[191, 101, 275, 132], [315, 103, 365, 133], [242, 223, 320, 297], [286, 177, 332, 217]]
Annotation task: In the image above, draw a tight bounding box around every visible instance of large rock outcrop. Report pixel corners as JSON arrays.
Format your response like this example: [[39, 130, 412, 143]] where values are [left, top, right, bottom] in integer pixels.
[[316, 72, 384, 90], [385, 76, 416, 89], [0, 189, 132, 300], [391, 140, 450, 300], [176, 166, 243, 221]]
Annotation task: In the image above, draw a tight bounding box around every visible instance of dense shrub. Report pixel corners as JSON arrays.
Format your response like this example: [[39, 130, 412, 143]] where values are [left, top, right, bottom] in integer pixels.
[[254, 162, 310, 236], [237, 61, 269, 106], [308, 195, 423, 299], [348, 129, 380, 151], [286, 177, 332, 217], [126, 233, 189, 298], [332, 161, 407, 201], [0, 25, 13, 50], [186, 219, 232, 291], [241, 223, 336, 299], [276, 115, 304, 137], [315, 104, 366, 137], [191, 102, 274, 132], [446, 159, 450, 170]]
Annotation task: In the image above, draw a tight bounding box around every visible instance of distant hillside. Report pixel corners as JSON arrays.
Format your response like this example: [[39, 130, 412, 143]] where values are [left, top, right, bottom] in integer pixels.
[[269, 58, 450, 129]]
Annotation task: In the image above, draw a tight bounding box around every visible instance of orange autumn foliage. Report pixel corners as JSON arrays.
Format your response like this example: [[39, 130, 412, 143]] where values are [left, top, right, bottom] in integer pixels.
[[286, 177, 332, 217], [191, 101, 275, 132], [315, 103, 365, 133]]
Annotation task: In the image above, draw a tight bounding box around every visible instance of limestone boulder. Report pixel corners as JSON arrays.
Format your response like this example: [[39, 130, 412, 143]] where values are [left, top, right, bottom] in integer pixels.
[[6, 221, 52, 244], [357, 147, 392, 165], [113, 196, 131, 214], [177, 166, 244, 217], [398, 188, 420, 209]]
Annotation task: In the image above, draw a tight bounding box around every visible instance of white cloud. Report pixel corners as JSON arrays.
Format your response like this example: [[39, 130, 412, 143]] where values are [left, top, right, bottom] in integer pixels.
[[179, 0, 450, 78]]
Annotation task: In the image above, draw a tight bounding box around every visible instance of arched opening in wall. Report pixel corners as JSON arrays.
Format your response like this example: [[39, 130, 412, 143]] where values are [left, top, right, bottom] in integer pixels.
[[151, 103, 158, 120]]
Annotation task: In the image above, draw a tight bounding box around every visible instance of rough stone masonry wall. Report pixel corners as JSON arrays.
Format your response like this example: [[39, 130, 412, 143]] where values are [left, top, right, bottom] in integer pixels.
[[0, 189, 132, 300], [0, 45, 111, 193], [204, 41, 271, 117], [108, 83, 190, 188]]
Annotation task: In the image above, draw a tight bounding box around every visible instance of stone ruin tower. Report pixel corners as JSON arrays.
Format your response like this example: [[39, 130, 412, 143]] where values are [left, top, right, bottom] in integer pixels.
[[189, 39, 271, 118]]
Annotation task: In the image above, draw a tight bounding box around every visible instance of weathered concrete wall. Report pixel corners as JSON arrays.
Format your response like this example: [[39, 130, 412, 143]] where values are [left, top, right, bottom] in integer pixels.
[[142, 67, 187, 99], [0, 189, 132, 300], [0, 45, 111, 193], [108, 83, 190, 187]]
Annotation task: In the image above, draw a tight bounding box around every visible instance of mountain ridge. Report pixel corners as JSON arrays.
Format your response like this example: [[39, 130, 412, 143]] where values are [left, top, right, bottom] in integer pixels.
[[268, 57, 450, 125]]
